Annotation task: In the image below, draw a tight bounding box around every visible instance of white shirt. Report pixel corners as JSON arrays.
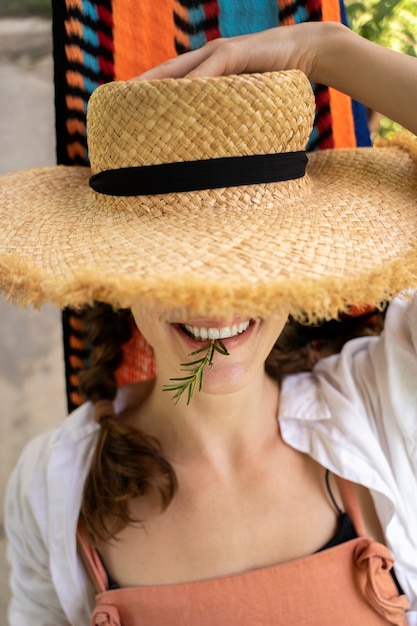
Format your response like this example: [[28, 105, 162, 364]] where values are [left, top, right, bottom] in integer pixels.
[[5, 295, 417, 625]]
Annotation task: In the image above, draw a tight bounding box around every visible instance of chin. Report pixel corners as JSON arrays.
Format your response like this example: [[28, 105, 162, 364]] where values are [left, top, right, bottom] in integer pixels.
[[200, 360, 260, 396]]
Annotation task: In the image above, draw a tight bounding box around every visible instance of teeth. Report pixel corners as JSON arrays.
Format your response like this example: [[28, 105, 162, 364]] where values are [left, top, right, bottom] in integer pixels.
[[184, 320, 250, 340]]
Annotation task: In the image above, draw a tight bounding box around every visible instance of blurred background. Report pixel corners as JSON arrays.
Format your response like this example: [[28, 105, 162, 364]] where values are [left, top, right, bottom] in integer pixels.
[[344, 0, 417, 137], [0, 0, 416, 622]]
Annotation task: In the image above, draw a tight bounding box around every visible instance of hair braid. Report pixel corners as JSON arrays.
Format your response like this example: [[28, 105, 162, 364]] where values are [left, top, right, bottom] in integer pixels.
[[78, 303, 177, 546]]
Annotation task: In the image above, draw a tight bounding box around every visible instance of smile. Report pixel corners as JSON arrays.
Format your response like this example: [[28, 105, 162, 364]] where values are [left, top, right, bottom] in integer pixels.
[[183, 320, 251, 340]]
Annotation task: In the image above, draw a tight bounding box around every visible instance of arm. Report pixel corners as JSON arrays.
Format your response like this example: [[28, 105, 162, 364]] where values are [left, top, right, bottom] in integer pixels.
[[138, 22, 417, 135]]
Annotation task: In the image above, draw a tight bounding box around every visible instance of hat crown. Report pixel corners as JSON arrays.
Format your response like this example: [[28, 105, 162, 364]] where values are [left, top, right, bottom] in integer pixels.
[[87, 70, 315, 175]]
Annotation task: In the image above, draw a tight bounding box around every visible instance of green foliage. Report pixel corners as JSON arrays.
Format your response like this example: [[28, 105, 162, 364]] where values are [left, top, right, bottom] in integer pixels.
[[346, 0, 417, 55], [163, 339, 230, 405], [345, 0, 417, 137]]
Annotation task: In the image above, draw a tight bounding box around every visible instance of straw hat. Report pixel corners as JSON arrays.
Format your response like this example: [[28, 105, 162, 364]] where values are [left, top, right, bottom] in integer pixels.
[[1, 70, 417, 321]]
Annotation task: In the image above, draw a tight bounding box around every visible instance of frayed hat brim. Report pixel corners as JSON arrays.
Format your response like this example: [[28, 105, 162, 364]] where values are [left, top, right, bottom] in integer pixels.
[[1, 136, 417, 320]]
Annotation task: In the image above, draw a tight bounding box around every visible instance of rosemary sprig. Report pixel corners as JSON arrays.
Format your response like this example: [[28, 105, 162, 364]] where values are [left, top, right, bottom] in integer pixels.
[[163, 338, 230, 405]]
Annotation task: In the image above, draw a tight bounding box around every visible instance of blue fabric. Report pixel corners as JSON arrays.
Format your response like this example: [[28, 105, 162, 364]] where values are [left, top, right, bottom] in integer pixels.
[[218, 0, 279, 36]]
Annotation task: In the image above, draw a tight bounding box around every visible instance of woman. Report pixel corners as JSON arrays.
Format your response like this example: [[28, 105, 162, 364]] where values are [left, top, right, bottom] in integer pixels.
[[2, 23, 417, 625]]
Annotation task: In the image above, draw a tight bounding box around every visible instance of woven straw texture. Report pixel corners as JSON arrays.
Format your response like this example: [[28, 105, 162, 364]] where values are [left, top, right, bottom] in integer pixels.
[[1, 71, 417, 322], [88, 72, 313, 172]]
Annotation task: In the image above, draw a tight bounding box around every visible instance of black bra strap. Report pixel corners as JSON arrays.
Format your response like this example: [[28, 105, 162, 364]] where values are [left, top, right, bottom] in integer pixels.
[[325, 469, 343, 515]]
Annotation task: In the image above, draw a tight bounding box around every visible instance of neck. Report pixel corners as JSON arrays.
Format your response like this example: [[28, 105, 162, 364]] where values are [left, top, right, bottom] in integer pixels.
[[131, 368, 280, 468]]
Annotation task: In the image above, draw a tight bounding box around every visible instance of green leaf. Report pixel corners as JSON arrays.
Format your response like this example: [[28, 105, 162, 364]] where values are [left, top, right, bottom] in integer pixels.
[[163, 338, 230, 405], [189, 344, 212, 356], [213, 339, 230, 356], [180, 358, 207, 367]]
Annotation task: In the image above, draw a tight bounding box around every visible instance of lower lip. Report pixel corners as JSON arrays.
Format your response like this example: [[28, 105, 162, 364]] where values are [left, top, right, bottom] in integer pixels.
[[173, 320, 256, 350]]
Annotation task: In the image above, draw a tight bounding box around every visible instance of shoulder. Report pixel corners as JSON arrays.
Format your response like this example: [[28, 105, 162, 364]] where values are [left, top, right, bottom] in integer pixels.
[[5, 402, 99, 534], [304, 293, 417, 471], [11, 400, 98, 477], [5, 402, 98, 625], [315, 293, 417, 410], [280, 293, 417, 447], [5, 381, 143, 527]]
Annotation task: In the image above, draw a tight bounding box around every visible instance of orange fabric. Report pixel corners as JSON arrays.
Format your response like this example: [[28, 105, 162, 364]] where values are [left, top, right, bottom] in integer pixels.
[[65, 17, 83, 38], [113, 0, 177, 80], [70, 390, 85, 407], [69, 355, 86, 370], [172, 1, 191, 52], [66, 70, 85, 90], [77, 479, 410, 625], [65, 44, 83, 64], [321, 0, 357, 148], [66, 118, 85, 135], [327, 87, 357, 148], [320, 0, 340, 21], [115, 322, 156, 388], [68, 314, 86, 332], [78, 526, 108, 595], [80, 538, 409, 626], [277, 0, 295, 25]]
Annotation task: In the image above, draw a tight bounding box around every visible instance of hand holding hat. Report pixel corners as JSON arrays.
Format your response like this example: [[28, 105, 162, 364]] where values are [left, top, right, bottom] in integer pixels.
[[139, 21, 417, 137]]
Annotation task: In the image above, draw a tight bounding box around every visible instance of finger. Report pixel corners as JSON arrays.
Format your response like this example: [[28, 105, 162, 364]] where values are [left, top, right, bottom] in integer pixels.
[[135, 44, 222, 80], [186, 36, 259, 77]]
